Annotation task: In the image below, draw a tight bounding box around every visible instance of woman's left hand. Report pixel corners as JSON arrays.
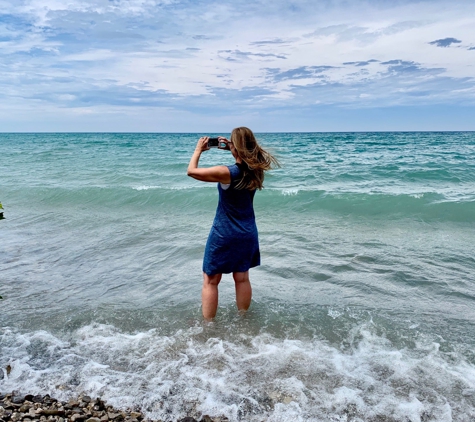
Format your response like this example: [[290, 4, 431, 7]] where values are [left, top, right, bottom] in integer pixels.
[[218, 137, 232, 151]]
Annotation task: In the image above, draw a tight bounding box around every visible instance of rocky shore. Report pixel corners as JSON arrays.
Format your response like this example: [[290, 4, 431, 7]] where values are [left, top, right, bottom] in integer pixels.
[[0, 393, 223, 422]]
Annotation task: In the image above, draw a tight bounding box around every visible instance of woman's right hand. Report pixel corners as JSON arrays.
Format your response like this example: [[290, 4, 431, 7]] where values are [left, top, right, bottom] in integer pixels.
[[195, 136, 210, 152]]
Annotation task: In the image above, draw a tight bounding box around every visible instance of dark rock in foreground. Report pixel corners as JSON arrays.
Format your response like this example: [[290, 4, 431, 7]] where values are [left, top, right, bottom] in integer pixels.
[[0, 392, 228, 422]]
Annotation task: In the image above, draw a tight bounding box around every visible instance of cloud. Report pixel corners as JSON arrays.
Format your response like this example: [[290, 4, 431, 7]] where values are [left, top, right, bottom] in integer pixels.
[[429, 37, 462, 47], [343, 60, 379, 67], [381, 60, 425, 73], [218, 50, 287, 61], [1, 0, 475, 130], [266, 66, 335, 82], [250, 38, 291, 46]]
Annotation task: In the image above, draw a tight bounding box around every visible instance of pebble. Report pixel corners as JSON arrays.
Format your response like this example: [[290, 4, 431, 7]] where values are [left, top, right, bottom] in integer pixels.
[[0, 392, 227, 422]]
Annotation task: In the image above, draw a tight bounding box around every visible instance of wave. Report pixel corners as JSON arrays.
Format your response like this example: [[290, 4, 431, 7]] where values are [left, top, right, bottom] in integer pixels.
[[1, 316, 474, 421], [260, 189, 475, 222], [4, 185, 475, 222]]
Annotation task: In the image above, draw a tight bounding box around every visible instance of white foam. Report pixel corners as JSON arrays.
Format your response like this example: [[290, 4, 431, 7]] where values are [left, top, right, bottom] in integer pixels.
[[133, 185, 161, 190], [1, 322, 475, 421], [133, 185, 209, 191], [281, 188, 299, 196]]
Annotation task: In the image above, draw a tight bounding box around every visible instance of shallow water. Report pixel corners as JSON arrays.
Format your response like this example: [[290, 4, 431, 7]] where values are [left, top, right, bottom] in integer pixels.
[[1, 132, 475, 421]]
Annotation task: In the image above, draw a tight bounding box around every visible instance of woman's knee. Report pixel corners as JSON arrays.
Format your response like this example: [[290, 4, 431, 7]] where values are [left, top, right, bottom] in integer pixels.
[[233, 271, 249, 284], [203, 272, 222, 286]]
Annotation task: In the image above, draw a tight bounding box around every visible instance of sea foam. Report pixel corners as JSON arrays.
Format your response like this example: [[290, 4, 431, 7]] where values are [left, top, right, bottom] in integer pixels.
[[2, 321, 475, 421]]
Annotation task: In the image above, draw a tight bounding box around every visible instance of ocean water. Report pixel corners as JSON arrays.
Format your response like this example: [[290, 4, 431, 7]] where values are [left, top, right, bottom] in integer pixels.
[[1, 132, 475, 421]]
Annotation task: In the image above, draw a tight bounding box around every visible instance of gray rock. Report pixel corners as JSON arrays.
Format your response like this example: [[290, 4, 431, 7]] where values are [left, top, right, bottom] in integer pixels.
[[32, 396, 43, 404], [41, 409, 65, 416], [19, 404, 30, 413], [12, 396, 24, 405]]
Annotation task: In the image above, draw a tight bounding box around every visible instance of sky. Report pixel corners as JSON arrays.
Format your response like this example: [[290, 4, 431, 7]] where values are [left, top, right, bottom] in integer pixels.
[[0, 0, 474, 132]]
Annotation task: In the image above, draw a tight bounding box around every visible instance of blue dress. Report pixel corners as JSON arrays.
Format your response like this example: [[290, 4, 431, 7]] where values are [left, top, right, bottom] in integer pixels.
[[203, 163, 261, 275]]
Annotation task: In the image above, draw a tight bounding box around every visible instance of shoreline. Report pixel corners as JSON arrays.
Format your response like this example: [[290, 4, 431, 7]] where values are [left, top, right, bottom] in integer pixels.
[[0, 392, 224, 422]]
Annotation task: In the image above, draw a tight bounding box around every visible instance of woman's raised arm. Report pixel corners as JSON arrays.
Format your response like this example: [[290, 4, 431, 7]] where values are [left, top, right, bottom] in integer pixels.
[[187, 137, 231, 183]]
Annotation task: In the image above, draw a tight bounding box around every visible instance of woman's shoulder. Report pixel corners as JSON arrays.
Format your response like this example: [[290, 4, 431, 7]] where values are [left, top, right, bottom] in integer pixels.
[[228, 163, 242, 178]]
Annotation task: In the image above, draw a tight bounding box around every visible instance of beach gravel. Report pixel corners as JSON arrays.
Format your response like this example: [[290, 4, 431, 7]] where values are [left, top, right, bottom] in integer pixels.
[[0, 393, 221, 422]]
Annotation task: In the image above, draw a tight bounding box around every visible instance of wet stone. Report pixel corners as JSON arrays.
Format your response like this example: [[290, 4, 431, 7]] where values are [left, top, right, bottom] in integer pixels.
[[94, 400, 106, 412], [12, 396, 24, 405], [41, 409, 65, 416], [0, 392, 224, 422]]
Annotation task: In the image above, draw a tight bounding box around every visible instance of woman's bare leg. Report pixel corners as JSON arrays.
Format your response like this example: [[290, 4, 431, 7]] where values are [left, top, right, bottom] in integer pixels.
[[233, 271, 252, 312], [202, 272, 222, 319]]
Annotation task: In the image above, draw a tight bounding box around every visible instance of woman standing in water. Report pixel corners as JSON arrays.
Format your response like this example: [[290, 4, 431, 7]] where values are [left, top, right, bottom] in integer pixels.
[[187, 127, 279, 319]]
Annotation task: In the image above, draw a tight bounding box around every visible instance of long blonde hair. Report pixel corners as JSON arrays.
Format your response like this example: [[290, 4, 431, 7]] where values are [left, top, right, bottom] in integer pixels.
[[231, 127, 279, 190]]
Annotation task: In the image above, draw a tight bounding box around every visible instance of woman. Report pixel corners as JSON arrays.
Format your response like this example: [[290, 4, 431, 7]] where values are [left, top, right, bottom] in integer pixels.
[[187, 127, 279, 319]]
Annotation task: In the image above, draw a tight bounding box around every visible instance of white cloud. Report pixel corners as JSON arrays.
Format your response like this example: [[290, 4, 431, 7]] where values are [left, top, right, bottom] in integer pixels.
[[1, 0, 475, 130]]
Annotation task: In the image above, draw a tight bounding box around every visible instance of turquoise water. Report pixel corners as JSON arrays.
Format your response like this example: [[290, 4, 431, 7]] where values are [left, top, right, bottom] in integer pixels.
[[1, 132, 475, 421]]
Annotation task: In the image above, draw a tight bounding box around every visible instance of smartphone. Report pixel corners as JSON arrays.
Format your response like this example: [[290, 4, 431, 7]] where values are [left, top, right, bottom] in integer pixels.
[[207, 138, 220, 147]]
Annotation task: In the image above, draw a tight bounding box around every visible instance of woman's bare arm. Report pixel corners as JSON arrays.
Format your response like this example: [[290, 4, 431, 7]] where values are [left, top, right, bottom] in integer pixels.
[[187, 137, 232, 183]]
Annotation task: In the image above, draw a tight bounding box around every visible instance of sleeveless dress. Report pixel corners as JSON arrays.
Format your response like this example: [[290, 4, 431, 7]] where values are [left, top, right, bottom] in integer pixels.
[[203, 163, 261, 275]]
